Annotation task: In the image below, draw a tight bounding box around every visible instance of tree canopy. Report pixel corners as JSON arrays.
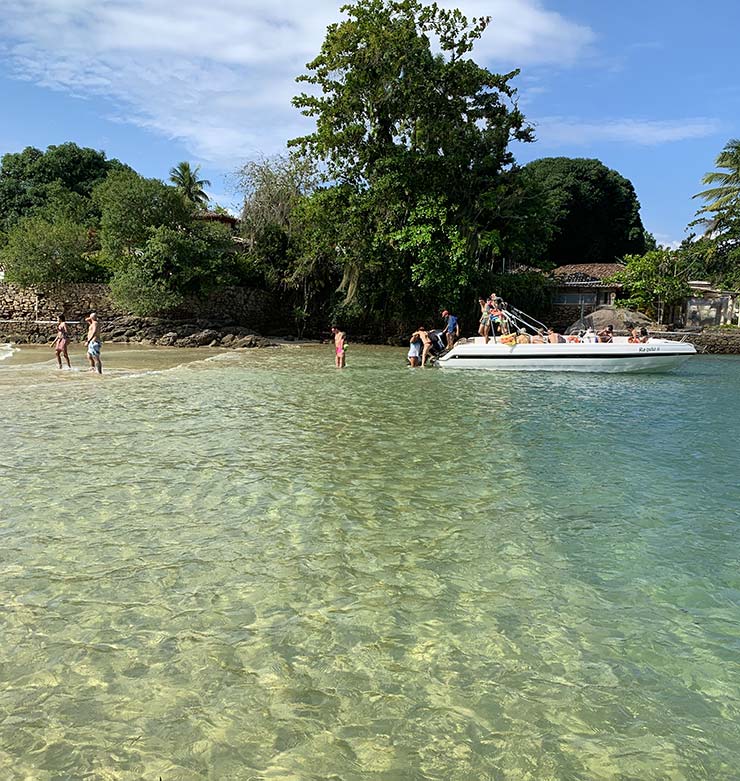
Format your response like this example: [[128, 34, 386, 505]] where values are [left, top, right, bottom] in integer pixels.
[[94, 169, 191, 264], [1, 214, 99, 288], [610, 249, 691, 322], [287, 0, 534, 330], [0, 142, 125, 232], [522, 157, 647, 265]]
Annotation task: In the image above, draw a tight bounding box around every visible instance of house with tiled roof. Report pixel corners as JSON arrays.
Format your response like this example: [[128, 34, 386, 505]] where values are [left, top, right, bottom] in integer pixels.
[[550, 263, 624, 326]]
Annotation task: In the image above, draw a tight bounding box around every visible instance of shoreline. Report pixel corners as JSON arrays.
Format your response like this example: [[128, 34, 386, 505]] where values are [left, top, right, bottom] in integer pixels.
[[3, 316, 740, 355]]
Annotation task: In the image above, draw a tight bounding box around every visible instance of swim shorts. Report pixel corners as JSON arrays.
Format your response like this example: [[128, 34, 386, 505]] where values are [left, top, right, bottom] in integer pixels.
[[87, 340, 101, 358]]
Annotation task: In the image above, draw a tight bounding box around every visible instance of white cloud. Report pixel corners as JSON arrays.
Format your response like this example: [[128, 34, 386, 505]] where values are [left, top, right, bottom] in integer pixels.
[[0, 0, 594, 166], [653, 234, 683, 250], [535, 117, 722, 147]]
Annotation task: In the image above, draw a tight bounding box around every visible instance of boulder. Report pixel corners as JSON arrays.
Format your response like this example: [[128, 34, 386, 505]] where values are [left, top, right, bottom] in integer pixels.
[[566, 305, 653, 335], [157, 332, 179, 346], [188, 329, 221, 347]]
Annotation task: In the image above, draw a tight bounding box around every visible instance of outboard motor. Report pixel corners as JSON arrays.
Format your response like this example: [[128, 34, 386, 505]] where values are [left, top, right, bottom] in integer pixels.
[[429, 329, 448, 356]]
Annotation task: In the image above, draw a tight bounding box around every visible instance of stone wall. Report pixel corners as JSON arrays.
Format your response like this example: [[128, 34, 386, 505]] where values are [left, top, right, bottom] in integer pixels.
[[663, 329, 740, 355], [0, 282, 286, 334], [0, 283, 123, 322]]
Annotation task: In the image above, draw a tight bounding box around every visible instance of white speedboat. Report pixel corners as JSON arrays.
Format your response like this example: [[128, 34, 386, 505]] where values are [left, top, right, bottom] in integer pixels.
[[437, 336, 696, 373]]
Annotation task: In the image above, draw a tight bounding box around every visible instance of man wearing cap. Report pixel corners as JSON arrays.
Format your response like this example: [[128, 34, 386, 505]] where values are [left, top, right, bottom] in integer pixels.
[[441, 310, 459, 350], [85, 312, 103, 374]]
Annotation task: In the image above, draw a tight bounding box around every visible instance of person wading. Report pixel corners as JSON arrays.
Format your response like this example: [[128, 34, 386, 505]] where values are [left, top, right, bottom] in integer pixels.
[[331, 326, 347, 368], [85, 312, 103, 374], [53, 313, 71, 370]]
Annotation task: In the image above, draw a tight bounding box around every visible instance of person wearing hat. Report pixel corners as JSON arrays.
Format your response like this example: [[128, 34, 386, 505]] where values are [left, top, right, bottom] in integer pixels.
[[85, 312, 103, 374], [441, 309, 459, 350]]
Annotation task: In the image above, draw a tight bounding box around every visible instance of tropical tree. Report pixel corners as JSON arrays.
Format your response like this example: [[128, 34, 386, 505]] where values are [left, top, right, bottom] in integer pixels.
[[1, 213, 101, 288], [169, 161, 211, 209], [610, 249, 692, 322], [289, 0, 533, 329], [108, 222, 237, 316], [693, 138, 740, 233], [235, 154, 318, 247], [94, 169, 190, 264], [522, 157, 647, 264], [0, 142, 126, 231]]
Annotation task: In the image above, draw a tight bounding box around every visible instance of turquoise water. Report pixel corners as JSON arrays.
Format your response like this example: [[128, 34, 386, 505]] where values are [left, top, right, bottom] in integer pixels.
[[2, 344, 740, 780]]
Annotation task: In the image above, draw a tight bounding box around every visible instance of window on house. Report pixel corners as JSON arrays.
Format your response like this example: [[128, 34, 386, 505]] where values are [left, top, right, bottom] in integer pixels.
[[553, 292, 597, 305]]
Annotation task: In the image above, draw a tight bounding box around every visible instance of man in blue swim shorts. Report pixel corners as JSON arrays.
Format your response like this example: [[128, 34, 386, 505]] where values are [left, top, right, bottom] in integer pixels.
[[85, 312, 103, 374]]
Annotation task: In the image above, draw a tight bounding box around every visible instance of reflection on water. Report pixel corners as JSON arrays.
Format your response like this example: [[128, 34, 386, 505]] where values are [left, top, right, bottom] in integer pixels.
[[2, 345, 740, 779]]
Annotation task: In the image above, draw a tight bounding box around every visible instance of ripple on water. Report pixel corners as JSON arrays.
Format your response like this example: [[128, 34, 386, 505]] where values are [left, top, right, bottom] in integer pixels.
[[1, 346, 740, 779]]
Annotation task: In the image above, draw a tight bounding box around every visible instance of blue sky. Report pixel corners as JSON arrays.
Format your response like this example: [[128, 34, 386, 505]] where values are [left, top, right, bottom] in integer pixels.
[[0, 0, 737, 247]]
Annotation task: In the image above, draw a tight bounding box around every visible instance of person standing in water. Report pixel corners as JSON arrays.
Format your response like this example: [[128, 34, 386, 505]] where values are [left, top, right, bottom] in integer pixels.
[[53, 313, 71, 369], [417, 325, 434, 367], [331, 326, 346, 368], [85, 312, 103, 374]]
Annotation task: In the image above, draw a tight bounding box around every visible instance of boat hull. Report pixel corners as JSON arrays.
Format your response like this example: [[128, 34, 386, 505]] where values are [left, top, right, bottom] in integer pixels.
[[438, 340, 696, 373]]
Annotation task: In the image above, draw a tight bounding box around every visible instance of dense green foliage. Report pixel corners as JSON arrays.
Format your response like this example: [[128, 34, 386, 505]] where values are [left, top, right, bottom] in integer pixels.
[[94, 169, 192, 263], [7, 1, 736, 333], [0, 145, 245, 315], [610, 250, 691, 322], [109, 222, 238, 315], [522, 157, 647, 265], [1, 214, 99, 288], [284, 0, 535, 331], [0, 142, 126, 232]]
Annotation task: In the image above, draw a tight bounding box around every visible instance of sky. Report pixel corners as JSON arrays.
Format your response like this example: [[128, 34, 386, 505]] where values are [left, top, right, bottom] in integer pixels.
[[0, 0, 738, 247]]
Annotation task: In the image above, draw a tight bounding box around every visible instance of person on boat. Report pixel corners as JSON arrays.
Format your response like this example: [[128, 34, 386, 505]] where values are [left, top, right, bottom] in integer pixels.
[[516, 329, 531, 344], [478, 299, 492, 343], [628, 328, 641, 344], [532, 329, 546, 343], [598, 325, 614, 343], [417, 325, 433, 366], [408, 330, 422, 367], [583, 327, 598, 343], [489, 303, 505, 336], [639, 327, 650, 343], [85, 312, 103, 374], [441, 310, 459, 350], [331, 326, 347, 368], [547, 328, 565, 344], [53, 313, 71, 369]]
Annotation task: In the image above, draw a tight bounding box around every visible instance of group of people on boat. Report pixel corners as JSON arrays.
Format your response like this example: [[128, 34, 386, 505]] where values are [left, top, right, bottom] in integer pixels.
[[406, 295, 654, 366]]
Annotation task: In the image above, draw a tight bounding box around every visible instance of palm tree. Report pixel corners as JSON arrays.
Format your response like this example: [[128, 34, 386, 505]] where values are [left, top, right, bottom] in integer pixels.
[[169, 161, 211, 209], [693, 138, 740, 232]]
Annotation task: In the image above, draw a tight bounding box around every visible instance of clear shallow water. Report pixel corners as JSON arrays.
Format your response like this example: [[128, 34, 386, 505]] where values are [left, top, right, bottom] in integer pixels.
[[2, 344, 740, 780]]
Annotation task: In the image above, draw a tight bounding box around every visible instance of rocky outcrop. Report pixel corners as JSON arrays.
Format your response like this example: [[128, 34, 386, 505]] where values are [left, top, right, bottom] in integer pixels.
[[0, 315, 277, 349]]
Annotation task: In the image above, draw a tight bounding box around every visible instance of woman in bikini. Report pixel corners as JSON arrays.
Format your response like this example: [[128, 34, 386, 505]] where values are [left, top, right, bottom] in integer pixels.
[[53, 313, 71, 369], [417, 325, 433, 367]]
